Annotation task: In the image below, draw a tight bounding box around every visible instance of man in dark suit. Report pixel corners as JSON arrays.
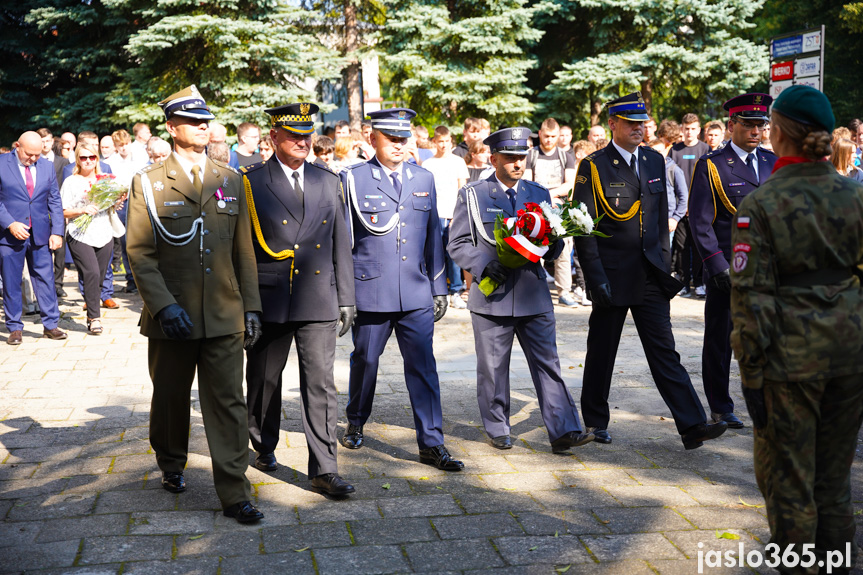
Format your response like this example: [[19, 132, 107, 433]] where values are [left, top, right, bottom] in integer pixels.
[[0, 132, 67, 345], [242, 103, 357, 497], [340, 108, 463, 472], [573, 92, 727, 450], [447, 128, 594, 453], [126, 85, 264, 523], [689, 93, 777, 430]]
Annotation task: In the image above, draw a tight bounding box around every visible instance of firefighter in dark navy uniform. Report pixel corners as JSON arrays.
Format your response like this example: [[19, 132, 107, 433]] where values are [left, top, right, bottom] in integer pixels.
[[689, 93, 777, 429], [340, 107, 464, 472], [572, 91, 728, 450], [241, 102, 357, 497]]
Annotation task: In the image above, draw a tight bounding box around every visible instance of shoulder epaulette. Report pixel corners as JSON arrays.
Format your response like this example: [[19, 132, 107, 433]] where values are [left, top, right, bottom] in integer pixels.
[[140, 162, 161, 174], [306, 161, 339, 180], [240, 161, 266, 175], [756, 146, 777, 157], [704, 148, 725, 159], [641, 145, 662, 157], [211, 158, 239, 174]]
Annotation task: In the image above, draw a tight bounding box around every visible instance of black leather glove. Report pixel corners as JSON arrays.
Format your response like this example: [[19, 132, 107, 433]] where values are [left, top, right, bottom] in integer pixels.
[[433, 295, 448, 322], [743, 387, 767, 430], [482, 261, 509, 284], [338, 306, 356, 337], [156, 303, 193, 340], [244, 312, 262, 349], [588, 283, 613, 307], [710, 269, 732, 294]]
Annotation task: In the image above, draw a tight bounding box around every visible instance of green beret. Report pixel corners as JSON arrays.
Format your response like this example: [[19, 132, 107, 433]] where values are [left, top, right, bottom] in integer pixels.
[[772, 86, 835, 132]]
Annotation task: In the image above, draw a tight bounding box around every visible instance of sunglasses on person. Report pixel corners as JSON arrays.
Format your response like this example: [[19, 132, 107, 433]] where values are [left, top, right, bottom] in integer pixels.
[[80, 155, 98, 162]]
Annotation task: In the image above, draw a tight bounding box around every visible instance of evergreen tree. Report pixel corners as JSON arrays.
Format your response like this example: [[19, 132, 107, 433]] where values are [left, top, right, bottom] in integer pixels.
[[109, 0, 345, 131], [378, 0, 547, 130], [539, 0, 768, 135], [0, 0, 140, 141]]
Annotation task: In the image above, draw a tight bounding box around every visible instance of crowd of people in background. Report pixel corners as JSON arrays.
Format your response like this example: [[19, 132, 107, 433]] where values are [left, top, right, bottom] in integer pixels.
[[3, 111, 863, 335]]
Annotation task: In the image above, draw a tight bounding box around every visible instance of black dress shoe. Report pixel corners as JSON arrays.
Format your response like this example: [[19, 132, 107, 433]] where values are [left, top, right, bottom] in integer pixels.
[[161, 471, 186, 493], [711, 412, 744, 429], [587, 427, 612, 444], [550, 431, 595, 454], [419, 445, 464, 471], [223, 501, 264, 523], [56, 288, 67, 298], [311, 473, 356, 496], [681, 421, 728, 450], [124, 285, 138, 294], [340, 424, 364, 449], [490, 435, 512, 450], [254, 452, 277, 472]]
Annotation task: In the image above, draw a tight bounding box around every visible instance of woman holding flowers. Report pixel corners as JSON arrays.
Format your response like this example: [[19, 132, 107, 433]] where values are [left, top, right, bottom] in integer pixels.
[[61, 143, 126, 334]]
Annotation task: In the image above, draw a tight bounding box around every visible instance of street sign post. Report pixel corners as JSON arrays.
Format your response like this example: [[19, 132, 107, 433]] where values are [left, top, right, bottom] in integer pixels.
[[768, 25, 825, 98]]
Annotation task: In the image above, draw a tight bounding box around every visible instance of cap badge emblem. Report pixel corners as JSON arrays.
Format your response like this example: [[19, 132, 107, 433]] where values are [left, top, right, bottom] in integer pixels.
[[300, 103, 310, 115], [511, 128, 523, 139], [754, 95, 763, 104], [398, 110, 406, 120]]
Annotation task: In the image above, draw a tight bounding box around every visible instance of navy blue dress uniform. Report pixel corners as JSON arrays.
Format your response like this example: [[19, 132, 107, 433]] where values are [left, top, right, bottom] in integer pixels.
[[340, 108, 463, 471], [573, 92, 727, 449], [126, 86, 265, 522], [447, 128, 594, 452], [242, 103, 357, 495], [689, 93, 776, 428]]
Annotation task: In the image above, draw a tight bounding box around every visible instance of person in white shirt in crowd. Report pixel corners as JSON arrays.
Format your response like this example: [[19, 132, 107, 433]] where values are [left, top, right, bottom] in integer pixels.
[[523, 118, 581, 307], [147, 138, 172, 165], [129, 123, 152, 167], [229, 122, 262, 169], [105, 130, 139, 187], [60, 143, 126, 334], [422, 126, 470, 309], [100, 136, 116, 161]]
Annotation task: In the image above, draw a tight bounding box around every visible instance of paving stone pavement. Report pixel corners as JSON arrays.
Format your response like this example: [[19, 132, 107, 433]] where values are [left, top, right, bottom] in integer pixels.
[[1, 278, 862, 574]]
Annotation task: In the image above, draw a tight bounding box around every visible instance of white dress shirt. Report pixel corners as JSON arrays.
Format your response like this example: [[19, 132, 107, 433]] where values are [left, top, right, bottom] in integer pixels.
[[729, 141, 759, 181], [171, 152, 208, 187], [274, 154, 305, 189], [611, 140, 639, 179]]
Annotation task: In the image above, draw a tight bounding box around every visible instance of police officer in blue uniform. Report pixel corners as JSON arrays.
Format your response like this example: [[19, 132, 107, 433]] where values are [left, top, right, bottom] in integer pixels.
[[447, 128, 595, 453], [340, 108, 463, 472], [573, 92, 728, 450], [689, 93, 776, 429], [242, 103, 357, 497]]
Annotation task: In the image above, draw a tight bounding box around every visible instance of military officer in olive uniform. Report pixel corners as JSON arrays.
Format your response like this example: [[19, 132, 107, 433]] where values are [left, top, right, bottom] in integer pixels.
[[689, 93, 776, 429], [447, 128, 594, 453], [573, 92, 727, 450], [340, 108, 463, 472], [126, 86, 264, 523], [242, 103, 357, 497]]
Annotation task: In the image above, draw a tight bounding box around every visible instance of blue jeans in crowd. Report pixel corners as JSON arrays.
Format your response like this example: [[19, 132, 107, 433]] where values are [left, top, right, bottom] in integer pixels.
[[440, 218, 463, 295]]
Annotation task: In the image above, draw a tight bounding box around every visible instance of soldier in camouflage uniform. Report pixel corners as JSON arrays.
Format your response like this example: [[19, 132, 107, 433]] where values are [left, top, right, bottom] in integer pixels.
[[730, 86, 863, 574]]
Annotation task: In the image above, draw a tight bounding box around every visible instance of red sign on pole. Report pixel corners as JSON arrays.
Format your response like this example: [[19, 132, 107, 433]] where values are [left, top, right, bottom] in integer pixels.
[[771, 61, 794, 81]]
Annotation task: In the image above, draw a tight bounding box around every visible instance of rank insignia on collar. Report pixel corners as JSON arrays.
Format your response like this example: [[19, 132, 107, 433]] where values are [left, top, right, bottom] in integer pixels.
[[169, 170, 177, 176], [613, 159, 619, 165], [153, 181, 164, 192], [406, 168, 413, 180], [370, 214, 379, 224], [371, 168, 381, 180]]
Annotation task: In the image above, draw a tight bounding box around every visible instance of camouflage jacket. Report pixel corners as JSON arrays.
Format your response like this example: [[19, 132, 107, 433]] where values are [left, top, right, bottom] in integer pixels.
[[729, 161, 863, 389]]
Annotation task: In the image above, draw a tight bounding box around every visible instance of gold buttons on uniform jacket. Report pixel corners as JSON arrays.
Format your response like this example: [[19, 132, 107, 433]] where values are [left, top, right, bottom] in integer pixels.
[[322, 220, 327, 224], [402, 256, 407, 261], [402, 239, 407, 244], [315, 270, 320, 274], [294, 244, 299, 249], [400, 206, 404, 210], [401, 222, 406, 227], [316, 244, 320, 249], [282, 220, 287, 225]]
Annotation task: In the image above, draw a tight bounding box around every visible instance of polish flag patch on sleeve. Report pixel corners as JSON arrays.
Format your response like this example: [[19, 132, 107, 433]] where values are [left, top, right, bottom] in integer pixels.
[[737, 216, 750, 228]]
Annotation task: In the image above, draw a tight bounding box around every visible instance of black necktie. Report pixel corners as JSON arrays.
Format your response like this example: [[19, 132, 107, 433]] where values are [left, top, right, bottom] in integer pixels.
[[745, 153, 758, 183], [390, 172, 401, 196], [506, 187, 517, 211], [291, 171, 303, 201], [629, 155, 639, 182]]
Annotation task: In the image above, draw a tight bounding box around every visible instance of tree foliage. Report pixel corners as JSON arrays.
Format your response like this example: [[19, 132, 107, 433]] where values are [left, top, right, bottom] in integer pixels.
[[378, 0, 548, 130], [538, 0, 768, 136]]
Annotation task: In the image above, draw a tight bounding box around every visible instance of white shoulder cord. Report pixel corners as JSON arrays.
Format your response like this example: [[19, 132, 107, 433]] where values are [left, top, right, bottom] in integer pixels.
[[345, 168, 401, 250], [466, 186, 495, 246], [141, 172, 206, 263]]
